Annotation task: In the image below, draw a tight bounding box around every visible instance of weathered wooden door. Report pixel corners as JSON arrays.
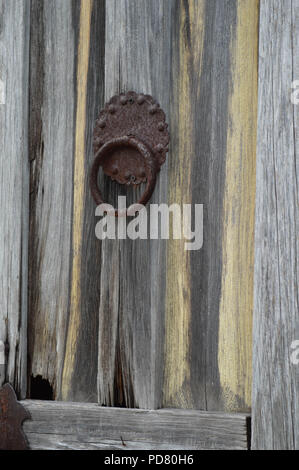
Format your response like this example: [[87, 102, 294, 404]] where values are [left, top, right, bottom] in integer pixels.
[[25, 0, 258, 412], [1, 0, 298, 451]]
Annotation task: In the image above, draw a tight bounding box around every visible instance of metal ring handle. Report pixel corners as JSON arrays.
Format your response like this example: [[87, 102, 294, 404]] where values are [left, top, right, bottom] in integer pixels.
[[90, 136, 157, 216]]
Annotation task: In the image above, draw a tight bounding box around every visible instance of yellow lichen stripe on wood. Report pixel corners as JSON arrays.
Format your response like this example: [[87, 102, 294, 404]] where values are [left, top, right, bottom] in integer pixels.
[[218, 0, 258, 411], [62, 0, 93, 399], [164, 0, 205, 407]]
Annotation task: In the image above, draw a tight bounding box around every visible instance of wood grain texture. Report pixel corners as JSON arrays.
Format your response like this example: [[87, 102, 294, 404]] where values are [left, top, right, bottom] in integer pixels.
[[252, 0, 299, 449], [217, 0, 258, 411], [27, 0, 258, 412], [164, 0, 205, 410], [164, 0, 258, 411], [0, 0, 30, 398], [28, 0, 77, 398], [61, 0, 96, 402], [21, 400, 249, 450], [28, 0, 105, 401], [61, 0, 105, 402], [97, 0, 173, 409], [95, 0, 258, 412]]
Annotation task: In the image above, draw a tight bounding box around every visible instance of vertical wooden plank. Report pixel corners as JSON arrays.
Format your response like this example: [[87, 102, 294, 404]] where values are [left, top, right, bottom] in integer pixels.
[[61, 0, 105, 402], [164, 0, 258, 411], [164, 0, 205, 409], [28, 0, 105, 401], [252, 0, 299, 449], [217, 0, 258, 411], [98, 0, 173, 408], [28, 0, 77, 399], [61, 0, 93, 400], [0, 0, 30, 398]]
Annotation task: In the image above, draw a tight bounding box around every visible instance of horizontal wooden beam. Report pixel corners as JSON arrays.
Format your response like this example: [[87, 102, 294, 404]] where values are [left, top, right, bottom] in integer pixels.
[[21, 400, 249, 450]]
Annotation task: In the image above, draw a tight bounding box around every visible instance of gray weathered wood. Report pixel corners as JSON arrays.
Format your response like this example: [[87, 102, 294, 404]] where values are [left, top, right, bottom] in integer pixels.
[[26, 0, 258, 412], [98, 0, 172, 409], [98, 0, 258, 413], [252, 0, 299, 450], [27, 0, 105, 402], [28, 0, 77, 399], [21, 400, 249, 450], [0, 0, 30, 397]]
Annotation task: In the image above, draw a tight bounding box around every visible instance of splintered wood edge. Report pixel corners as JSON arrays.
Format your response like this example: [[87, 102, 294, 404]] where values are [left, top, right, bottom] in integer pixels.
[[21, 400, 249, 450]]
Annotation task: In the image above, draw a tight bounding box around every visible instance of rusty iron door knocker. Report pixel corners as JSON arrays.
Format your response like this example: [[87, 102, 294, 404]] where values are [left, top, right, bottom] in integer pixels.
[[90, 91, 169, 215]]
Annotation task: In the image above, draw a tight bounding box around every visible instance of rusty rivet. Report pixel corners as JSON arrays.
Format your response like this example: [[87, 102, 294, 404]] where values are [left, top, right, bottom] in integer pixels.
[[155, 144, 164, 153], [137, 94, 145, 105], [95, 139, 103, 147], [149, 105, 158, 114], [158, 122, 165, 131], [120, 96, 128, 105], [108, 104, 116, 114], [98, 119, 106, 128]]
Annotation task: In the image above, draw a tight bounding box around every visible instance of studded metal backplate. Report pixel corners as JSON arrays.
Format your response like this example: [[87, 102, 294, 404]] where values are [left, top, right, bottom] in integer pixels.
[[93, 91, 169, 186]]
